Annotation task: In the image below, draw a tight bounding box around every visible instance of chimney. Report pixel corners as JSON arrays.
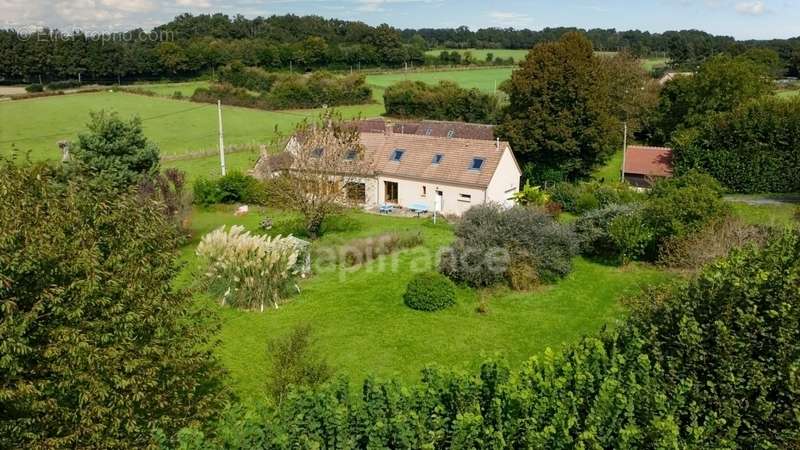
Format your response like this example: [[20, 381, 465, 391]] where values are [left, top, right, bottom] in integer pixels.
[[385, 120, 394, 136]]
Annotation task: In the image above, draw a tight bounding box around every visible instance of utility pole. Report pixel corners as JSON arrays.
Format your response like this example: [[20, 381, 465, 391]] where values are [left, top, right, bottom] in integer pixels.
[[620, 121, 628, 183], [218, 100, 226, 176]]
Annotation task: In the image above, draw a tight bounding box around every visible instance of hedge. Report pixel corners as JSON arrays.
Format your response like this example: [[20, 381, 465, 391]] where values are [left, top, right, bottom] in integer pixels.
[[673, 96, 800, 193], [383, 80, 500, 123]]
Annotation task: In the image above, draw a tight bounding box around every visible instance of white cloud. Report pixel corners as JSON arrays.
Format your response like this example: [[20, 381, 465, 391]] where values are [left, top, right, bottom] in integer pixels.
[[735, 0, 767, 14], [176, 0, 211, 7], [488, 11, 534, 27]]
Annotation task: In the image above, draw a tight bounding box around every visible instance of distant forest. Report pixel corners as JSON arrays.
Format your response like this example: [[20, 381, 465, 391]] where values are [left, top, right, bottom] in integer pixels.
[[1, 13, 798, 83]]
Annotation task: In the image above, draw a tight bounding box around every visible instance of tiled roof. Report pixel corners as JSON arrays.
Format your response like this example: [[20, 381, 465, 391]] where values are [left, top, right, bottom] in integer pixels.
[[414, 120, 496, 141], [624, 146, 673, 177], [360, 132, 510, 188], [351, 118, 496, 141]]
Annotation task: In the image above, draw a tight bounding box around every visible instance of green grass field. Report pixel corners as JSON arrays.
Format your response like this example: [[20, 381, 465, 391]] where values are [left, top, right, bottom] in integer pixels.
[[367, 67, 513, 92], [183, 206, 670, 399], [425, 48, 529, 61], [132, 80, 211, 97]]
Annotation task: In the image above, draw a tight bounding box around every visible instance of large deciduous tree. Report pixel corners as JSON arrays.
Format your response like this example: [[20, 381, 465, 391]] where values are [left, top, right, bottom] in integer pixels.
[[496, 33, 627, 182], [0, 160, 227, 449]]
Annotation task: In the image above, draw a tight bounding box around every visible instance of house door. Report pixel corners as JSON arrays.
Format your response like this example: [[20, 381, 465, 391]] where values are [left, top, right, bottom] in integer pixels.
[[435, 190, 444, 212], [385, 181, 399, 203]]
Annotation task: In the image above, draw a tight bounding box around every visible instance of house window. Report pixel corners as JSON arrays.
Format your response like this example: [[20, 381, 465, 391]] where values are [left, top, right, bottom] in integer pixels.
[[391, 149, 405, 162], [384, 181, 399, 203], [470, 158, 485, 171], [425, 128, 433, 136], [422, 185, 427, 197], [432, 153, 444, 164], [311, 147, 324, 158], [458, 193, 472, 203], [447, 130, 455, 138], [345, 182, 366, 203], [344, 149, 358, 161]]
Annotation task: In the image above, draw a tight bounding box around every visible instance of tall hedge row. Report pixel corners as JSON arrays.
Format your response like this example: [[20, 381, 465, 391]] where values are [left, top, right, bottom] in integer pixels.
[[164, 231, 800, 449], [673, 96, 800, 193], [195, 65, 373, 110], [383, 80, 500, 123]]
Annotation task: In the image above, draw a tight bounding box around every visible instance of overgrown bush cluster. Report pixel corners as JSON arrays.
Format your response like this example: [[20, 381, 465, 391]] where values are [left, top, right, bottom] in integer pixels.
[[574, 172, 731, 265], [383, 80, 500, 123], [163, 231, 800, 449], [673, 96, 800, 193], [546, 181, 643, 214], [193, 172, 266, 206], [441, 204, 578, 288], [194, 65, 373, 110]]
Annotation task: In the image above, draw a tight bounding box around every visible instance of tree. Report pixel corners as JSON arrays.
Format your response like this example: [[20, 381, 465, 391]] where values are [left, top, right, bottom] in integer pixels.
[[496, 32, 620, 181], [0, 160, 227, 449], [265, 111, 375, 238], [649, 54, 772, 143], [71, 110, 160, 189], [266, 324, 333, 404]]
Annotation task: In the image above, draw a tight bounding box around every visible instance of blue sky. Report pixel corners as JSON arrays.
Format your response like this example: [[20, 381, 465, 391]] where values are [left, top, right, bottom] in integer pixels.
[[3, 0, 799, 40]]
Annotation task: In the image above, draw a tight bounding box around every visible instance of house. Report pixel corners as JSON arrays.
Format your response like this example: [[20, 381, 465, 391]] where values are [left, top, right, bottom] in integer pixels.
[[254, 121, 521, 216], [623, 146, 673, 188]]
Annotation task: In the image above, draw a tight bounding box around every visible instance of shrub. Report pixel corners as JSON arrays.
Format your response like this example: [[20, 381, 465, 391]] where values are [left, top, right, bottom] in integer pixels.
[[193, 177, 223, 206], [510, 181, 549, 207], [403, 272, 457, 311], [266, 324, 333, 404], [574, 191, 600, 213], [441, 204, 578, 287], [192, 172, 265, 206], [195, 226, 300, 311], [218, 61, 279, 93], [608, 210, 653, 264], [340, 232, 423, 266], [643, 170, 730, 246], [546, 182, 580, 211], [45, 79, 81, 90], [575, 203, 649, 262], [25, 83, 43, 92], [137, 168, 192, 232], [658, 216, 772, 270]]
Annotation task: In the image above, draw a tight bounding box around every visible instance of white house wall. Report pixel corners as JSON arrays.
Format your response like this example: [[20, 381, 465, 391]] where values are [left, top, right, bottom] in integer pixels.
[[485, 147, 521, 208], [377, 175, 486, 216]]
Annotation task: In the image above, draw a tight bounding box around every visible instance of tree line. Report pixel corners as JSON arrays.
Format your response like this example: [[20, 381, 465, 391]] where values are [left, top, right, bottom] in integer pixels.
[[2, 13, 799, 83]]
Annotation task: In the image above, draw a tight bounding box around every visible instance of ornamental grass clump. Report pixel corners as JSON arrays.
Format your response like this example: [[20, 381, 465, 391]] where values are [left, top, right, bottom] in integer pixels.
[[196, 225, 300, 312]]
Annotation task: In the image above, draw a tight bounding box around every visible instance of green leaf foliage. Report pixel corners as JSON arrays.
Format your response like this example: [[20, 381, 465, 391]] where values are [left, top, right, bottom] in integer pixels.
[[0, 160, 228, 449], [383, 80, 500, 123], [403, 272, 457, 312], [71, 110, 161, 189], [497, 33, 621, 180], [672, 96, 800, 193]]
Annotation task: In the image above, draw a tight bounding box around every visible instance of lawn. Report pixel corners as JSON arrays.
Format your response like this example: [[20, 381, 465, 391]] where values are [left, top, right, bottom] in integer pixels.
[[727, 195, 799, 226], [777, 90, 799, 99], [593, 149, 623, 182], [366, 67, 513, 93], [183, 205, 670, 400], [131, 80, 211, 97], [425, 48, 529, 62]]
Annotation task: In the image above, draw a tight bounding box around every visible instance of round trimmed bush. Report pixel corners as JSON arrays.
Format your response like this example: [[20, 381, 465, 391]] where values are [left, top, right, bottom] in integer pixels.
[[403, 272, 456, 312]]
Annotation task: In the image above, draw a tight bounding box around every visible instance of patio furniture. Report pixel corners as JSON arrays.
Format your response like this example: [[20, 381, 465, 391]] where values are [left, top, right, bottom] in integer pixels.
[[379, 204, 394, 214], [409, 203, 429, 218]]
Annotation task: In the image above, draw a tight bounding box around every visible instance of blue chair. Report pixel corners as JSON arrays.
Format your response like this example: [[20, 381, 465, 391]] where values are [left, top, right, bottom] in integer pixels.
[[379, 204, 394, 214]]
